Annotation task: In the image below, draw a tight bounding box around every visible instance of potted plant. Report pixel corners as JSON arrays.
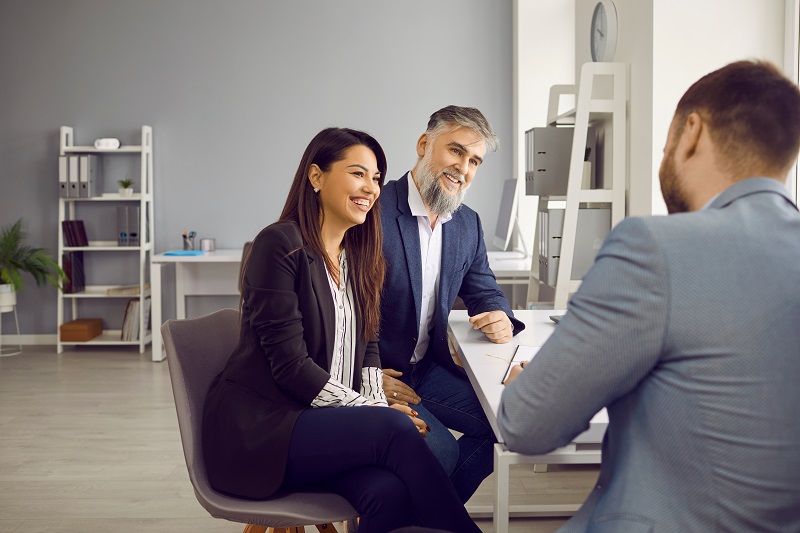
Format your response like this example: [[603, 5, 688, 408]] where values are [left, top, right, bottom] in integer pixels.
[[118, 178, 134, 197], [0, 218, 66, 312]]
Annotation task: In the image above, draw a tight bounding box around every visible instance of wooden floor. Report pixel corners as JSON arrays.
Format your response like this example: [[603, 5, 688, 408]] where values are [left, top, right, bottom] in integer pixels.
[[0, 345, 599, 533]]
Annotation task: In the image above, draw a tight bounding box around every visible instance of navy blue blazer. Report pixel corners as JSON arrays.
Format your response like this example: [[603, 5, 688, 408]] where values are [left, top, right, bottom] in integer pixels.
[[378, 173, 524, 375]]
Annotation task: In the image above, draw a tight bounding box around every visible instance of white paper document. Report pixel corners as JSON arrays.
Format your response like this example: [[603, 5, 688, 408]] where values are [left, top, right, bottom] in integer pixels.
[[502, 344, 541, 384]]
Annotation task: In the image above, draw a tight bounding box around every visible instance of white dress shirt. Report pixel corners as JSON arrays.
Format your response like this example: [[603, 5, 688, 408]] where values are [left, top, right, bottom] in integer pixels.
[[407, 172, 453, 363]]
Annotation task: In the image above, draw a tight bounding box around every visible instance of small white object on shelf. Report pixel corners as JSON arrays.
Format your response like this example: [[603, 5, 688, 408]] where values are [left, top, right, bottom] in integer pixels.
[[94, 138, 120, 150]]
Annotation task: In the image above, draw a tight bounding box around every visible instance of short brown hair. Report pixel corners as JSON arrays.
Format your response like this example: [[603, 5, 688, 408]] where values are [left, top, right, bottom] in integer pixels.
[[674, 60, 800, 177]]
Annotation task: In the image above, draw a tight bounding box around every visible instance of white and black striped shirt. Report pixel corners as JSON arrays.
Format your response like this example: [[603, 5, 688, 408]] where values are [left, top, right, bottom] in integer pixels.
[[311, 249, 387, 407]]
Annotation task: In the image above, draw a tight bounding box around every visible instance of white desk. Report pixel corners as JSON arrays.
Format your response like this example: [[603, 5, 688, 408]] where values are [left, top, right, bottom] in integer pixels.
[[448, 309, 607, 533], [150, 249, 242, 362], [487, 251, 531, 309], [147, 248, 529, 362]]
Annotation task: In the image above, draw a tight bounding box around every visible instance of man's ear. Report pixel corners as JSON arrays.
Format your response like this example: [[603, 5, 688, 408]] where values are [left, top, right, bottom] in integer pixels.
[[675, 112, 703, 164], [416, 133, 429, 158]]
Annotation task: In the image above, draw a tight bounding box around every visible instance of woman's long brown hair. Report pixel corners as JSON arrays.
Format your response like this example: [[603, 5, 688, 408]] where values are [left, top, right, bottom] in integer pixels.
[[277, 127, 387, 341]]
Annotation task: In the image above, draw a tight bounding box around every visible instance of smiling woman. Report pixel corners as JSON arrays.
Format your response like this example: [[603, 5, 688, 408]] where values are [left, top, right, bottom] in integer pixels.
[[202, 127, 482, 533], [309, 143, 383, 270]]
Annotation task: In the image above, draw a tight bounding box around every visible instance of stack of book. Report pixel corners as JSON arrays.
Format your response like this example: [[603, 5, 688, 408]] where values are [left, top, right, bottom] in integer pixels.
[[106, 282, 150, 296], [62, 251, 85, 294], [62, 220, 89, 247], [121, 297, 151, 341]]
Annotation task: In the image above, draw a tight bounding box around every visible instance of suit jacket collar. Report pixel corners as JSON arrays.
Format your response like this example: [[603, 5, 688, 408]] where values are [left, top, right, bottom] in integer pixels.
[[439, 212, 463, 311], [394, 174, 423, 324], [395, 173, 412, 214], [306, 248, 336, 370], [307, 246, 366, 371], [392, 173, 465, 326], [709, 177, 798, 211]]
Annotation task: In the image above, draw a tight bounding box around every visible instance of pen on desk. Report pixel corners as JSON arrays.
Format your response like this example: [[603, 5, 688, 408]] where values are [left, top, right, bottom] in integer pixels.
[[501, 345, 522, 385]]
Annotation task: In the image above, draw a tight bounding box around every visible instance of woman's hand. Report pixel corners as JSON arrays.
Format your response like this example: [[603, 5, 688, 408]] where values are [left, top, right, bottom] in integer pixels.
[[389, 403, 430, 439], [382, 368, 421, 406]]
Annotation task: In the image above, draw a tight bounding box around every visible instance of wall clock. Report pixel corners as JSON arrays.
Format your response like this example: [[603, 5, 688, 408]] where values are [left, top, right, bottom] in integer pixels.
[[591, 0, 618, 62]]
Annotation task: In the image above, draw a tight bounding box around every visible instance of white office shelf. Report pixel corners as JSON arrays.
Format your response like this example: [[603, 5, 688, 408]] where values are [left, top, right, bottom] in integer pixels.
[[57, 125, 155, 354], [61, 285, 152, 299], [63, 241, 152, 252], [63, 146, 144, 154], [528, 63, 628, 309], [62, 194, 149, 202], [59, 330, 152, 346]]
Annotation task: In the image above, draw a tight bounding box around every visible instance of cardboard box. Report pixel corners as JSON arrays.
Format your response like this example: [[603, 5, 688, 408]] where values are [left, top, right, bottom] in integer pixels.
[[60, 318, 103, 342]]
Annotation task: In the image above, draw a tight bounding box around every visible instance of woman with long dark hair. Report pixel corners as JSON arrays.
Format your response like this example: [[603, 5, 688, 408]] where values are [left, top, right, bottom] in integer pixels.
[[203, 128, 480, 533]]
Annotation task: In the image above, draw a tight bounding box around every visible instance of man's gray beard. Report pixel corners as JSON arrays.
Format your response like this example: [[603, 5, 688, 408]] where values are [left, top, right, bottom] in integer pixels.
[[417, 155, 467, 216]]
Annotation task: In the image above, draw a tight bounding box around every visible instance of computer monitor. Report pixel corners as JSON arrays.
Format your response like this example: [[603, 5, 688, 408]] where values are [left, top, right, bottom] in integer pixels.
[[493, 179, 519, 251]]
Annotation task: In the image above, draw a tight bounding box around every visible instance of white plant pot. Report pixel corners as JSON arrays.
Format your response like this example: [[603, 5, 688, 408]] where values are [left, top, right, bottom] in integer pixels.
[[119, 188, 134, 197], [0, 284, 16, 313]]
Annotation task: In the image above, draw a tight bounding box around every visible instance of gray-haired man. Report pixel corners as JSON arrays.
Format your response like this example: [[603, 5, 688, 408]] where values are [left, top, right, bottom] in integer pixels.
[[377, 105, 525, 502]]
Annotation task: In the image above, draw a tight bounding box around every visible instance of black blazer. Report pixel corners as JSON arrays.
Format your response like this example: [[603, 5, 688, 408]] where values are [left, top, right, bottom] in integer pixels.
[[203, 221, 380, 499]]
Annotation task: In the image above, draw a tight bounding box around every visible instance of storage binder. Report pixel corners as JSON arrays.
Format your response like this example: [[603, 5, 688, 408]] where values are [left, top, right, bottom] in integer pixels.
[[73, 220, 89, 247], [79, 154, 103, 197], [61, 221, 75, 247], [58, 156, 68, 197], [127, 206, 140, 246], [62, 220, 89, 247], [61, 251, 85, 293], [68, 155, 80, 198], [116, 206, 129, 246]]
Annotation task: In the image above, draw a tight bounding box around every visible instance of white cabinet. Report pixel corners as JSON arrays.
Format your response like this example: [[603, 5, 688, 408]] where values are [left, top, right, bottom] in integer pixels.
[[56, 126, 154, 353], [526, 63, 627, 309]]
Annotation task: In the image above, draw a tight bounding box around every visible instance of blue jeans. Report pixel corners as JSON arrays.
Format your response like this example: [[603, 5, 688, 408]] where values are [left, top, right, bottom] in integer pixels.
[[401, 356, 496, 503]]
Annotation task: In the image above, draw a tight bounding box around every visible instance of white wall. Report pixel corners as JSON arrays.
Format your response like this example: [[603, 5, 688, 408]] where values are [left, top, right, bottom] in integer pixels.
[[0, 0, 514, 335], [512, 0, 575, 252], [570, 0, 788, 216], [651, 0, 786, 214]]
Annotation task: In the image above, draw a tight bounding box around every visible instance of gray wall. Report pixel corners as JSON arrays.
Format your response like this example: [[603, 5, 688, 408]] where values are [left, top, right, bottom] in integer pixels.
[[0, 0, 513, 335]]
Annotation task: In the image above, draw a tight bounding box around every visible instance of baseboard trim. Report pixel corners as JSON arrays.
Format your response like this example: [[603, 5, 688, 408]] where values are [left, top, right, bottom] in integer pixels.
[[1, 334, 57, 345]]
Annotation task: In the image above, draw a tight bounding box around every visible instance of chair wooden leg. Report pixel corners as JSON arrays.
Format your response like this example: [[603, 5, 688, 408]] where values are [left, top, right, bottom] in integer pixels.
[[260, 523, 341, 533]]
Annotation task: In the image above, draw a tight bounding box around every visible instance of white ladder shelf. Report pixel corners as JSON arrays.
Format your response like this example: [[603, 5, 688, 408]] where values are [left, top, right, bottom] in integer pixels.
[[527, 62, 627, 309]]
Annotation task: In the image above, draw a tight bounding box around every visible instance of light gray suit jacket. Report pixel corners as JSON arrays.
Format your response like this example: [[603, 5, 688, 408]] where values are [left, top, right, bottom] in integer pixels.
[[498, 178, 800, 532]]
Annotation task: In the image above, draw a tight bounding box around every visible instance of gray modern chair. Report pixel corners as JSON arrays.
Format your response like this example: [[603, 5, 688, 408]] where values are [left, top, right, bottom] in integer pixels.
[[162, 308, 359, 533]]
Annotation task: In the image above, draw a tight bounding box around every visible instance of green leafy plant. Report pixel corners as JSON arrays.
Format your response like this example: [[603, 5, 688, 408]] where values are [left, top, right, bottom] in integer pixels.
[[0, 218, 66, 292], [118, 178, 134, 189]]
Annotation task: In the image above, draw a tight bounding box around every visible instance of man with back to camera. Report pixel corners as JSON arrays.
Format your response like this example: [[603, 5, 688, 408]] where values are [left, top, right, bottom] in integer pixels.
[[378, 105, 525, 503], [500, 60, 800, 531]]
